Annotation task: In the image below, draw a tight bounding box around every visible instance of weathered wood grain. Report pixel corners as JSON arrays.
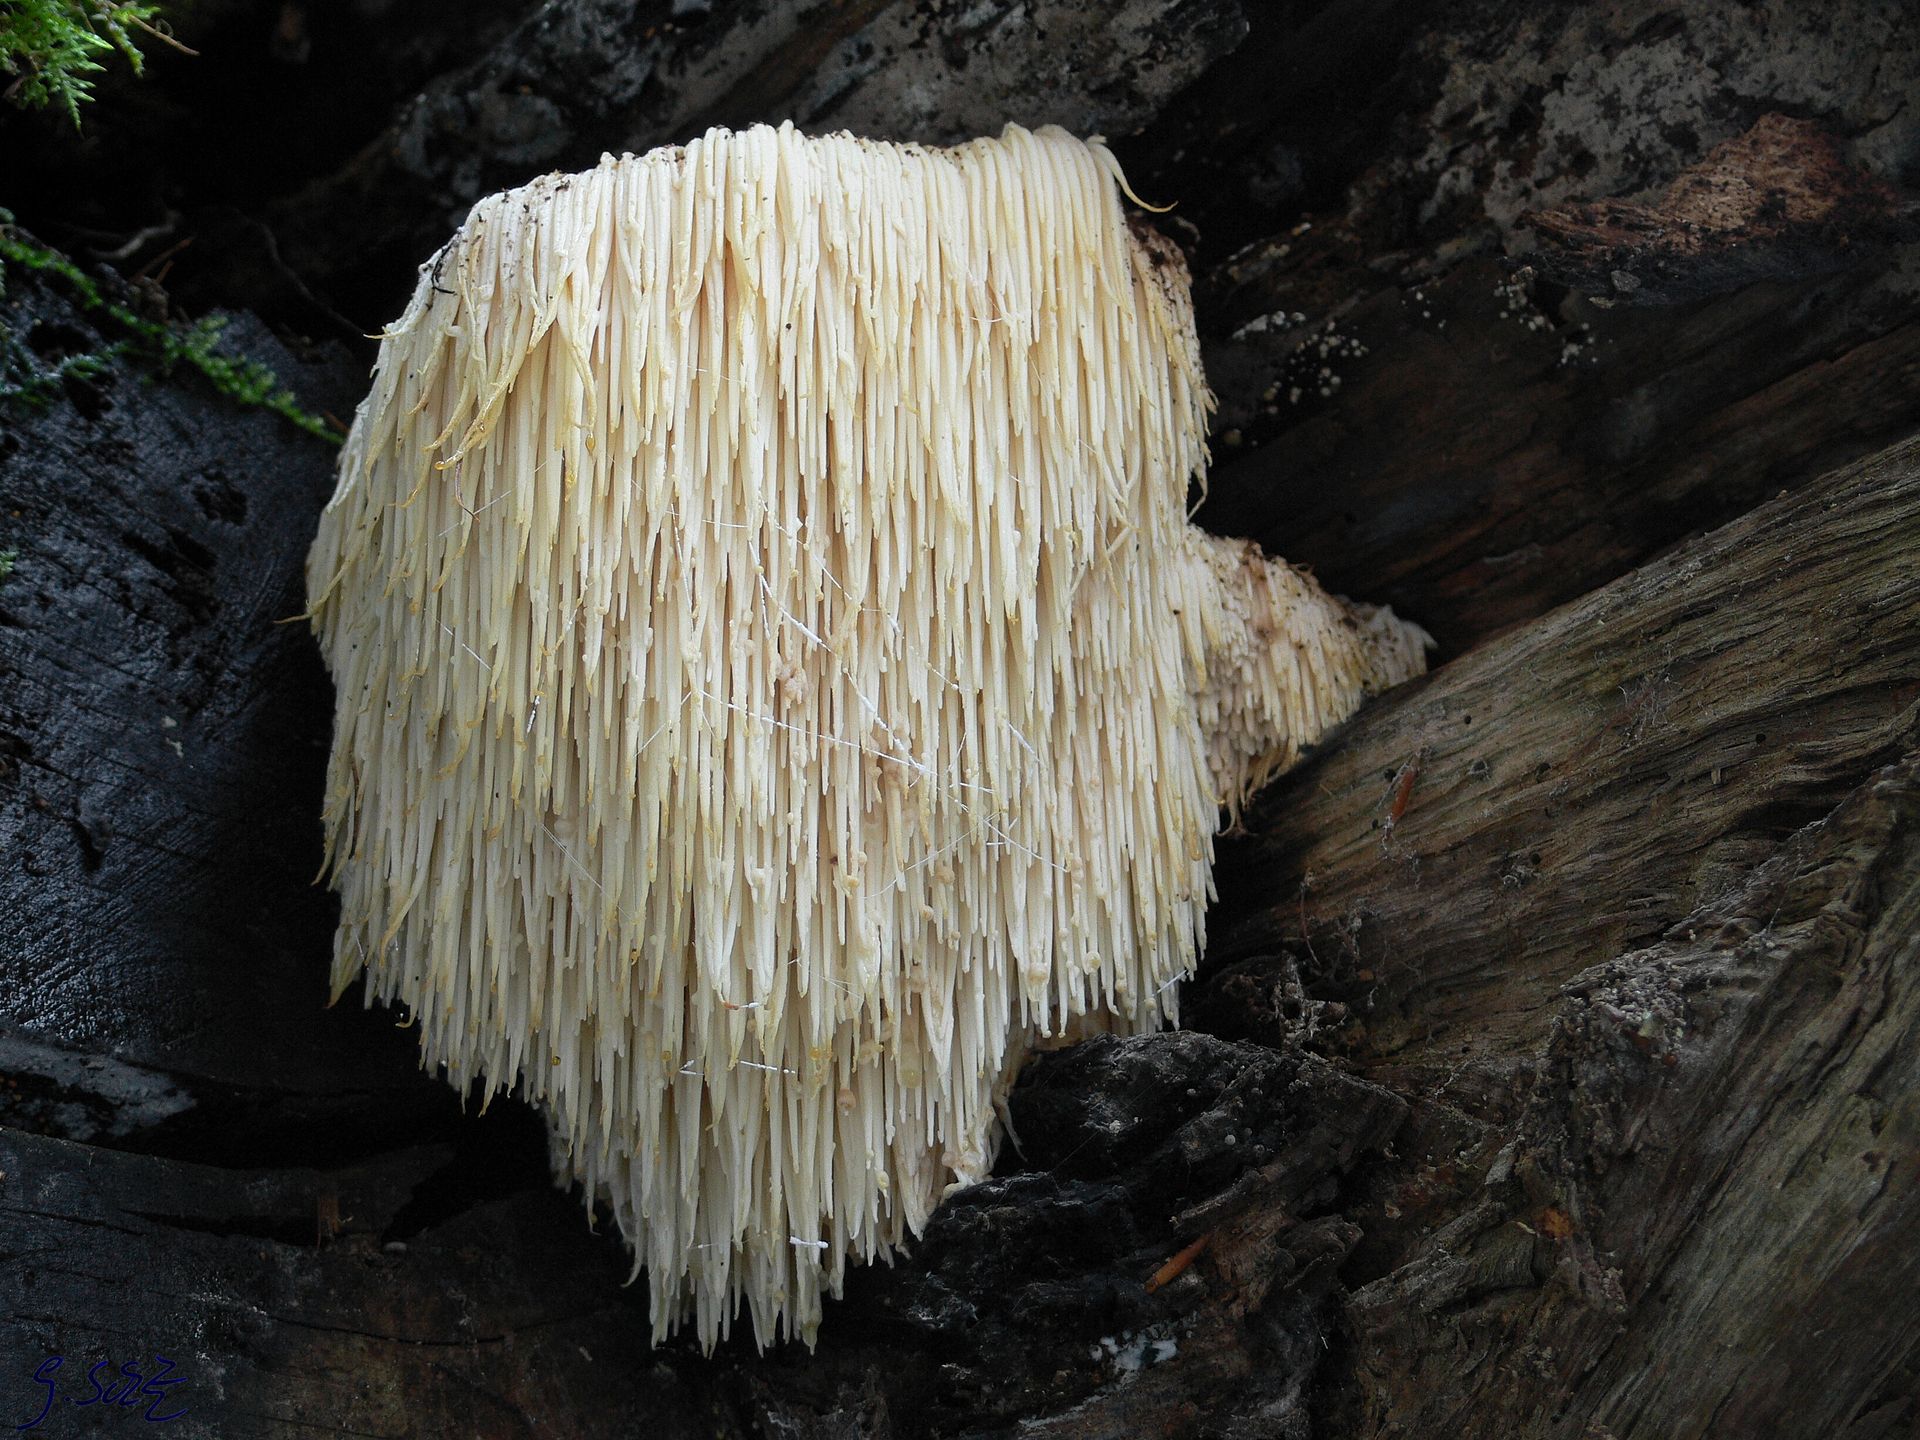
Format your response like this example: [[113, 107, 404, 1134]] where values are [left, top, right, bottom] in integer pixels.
[[1341, 749, 1920, 1439], [1189, 434, 1920, 1438], [1210, 434, 1920, 1082]]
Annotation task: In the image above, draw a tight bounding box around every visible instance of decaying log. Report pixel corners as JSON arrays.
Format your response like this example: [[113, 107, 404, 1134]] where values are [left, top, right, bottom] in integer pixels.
[[0, 263, 452, 1131], [1344, 750, 1920, 1438], [265, 0, 1249, 323], [1184, 100, 1920, 653], [1524, 113, 1919, 306], [1201, 436, 1920, 1438], [736, 1033, 1408, 1440], [1210, 435, 1920, 1076]]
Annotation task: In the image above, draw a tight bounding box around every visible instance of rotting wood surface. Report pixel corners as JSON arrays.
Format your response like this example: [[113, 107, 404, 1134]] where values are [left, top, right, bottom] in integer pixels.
[[1205, 436, 1920, 1439], [1344, 749, 1920, 1438], [1213, 435, 1920, 1076]]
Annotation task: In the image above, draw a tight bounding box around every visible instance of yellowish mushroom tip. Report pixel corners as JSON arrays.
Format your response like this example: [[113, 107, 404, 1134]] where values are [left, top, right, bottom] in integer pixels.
[[1115, 172, 1178, 214], [306, 121, 1426, 1353]]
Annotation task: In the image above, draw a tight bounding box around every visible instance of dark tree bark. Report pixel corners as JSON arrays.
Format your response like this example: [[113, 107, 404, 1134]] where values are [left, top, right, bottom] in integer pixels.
[[2, 2, 1917, 1437]]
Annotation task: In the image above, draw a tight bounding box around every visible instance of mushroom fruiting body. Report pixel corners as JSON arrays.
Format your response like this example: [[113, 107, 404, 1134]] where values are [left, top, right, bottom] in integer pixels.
[[307, 123, 1429, 1350]]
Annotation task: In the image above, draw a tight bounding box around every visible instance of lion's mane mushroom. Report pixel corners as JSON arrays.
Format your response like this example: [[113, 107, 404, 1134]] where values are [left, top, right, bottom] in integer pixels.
[[307, 122, 1429, 1350]]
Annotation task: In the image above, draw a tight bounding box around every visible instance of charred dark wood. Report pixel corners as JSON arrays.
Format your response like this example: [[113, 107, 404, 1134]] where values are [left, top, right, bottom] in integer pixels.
[[733, 1033, 1407, 1440]]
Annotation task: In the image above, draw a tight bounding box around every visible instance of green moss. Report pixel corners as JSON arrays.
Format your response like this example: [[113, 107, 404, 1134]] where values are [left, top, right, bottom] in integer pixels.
[[1, 332, 122, 408], [0, 548, 16, 583], [0, 1, 166, 126], [0, 10, 330, 439], [0, 213, 340, 443]]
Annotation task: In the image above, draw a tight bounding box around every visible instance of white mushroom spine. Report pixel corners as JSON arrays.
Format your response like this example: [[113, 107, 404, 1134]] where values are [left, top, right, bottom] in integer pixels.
[[306, 122, 1429, 1351]]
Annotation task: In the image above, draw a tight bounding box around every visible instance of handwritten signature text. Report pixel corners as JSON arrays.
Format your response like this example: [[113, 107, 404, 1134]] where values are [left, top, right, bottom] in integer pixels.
[[14, 1356, 189, 1430]]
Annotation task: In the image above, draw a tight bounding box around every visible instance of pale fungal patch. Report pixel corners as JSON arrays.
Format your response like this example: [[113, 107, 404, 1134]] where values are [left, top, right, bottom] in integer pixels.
[[307, 122, 1430, 1351]]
